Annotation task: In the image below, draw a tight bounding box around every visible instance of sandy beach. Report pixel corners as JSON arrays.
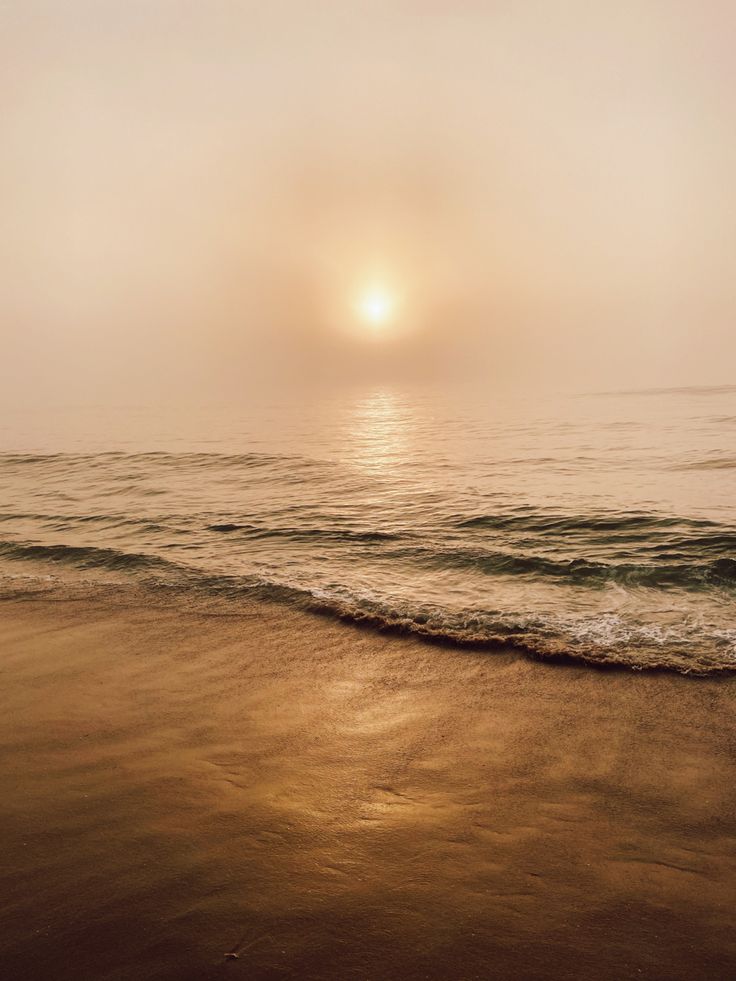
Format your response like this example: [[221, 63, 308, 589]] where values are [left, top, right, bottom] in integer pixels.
[[0, 584, 733, 980]]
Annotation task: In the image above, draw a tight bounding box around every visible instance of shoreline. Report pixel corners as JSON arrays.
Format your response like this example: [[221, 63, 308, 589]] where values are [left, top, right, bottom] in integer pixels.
[[1, 583, 734, 979], [1, 561, 732, 677]]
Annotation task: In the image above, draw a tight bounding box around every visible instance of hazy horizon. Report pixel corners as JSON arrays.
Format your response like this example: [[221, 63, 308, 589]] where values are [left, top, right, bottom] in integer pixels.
[[3, 1, 735, 404]]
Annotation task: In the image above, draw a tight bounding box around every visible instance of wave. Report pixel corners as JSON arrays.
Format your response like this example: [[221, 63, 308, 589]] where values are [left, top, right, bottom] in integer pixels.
[[298, 600, 734, 676], [381, 543, 736, 588], [670, 457, 736, 471], [0, 512, 173, 534], [0, 511, 403, 544], [6, 446, 736, 481], [590, 383, 736, 397], [207, 522, 400, 543], [455, 511, 719, 533], [0, 539, 734, 676], [0, 450, 330, 470], [0, 541, 176, 574], [4, 505, 728, 542], [1, 501, 735, 592]]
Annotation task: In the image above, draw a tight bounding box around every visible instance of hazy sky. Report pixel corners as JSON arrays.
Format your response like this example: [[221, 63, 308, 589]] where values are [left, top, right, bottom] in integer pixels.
[[2, 1, 735, 401]]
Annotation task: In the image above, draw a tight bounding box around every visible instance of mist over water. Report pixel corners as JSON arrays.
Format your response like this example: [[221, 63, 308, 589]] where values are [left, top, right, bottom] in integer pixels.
[[3, 2, 736, 400], [1, 385, 734, 674]]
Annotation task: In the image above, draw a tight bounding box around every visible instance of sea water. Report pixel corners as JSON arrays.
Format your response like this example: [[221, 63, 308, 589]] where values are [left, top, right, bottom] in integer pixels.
[[1, 384, 734, 674]]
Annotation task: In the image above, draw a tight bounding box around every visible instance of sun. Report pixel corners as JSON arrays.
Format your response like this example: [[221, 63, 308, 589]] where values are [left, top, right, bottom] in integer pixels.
[[356, 287, 395, 328]]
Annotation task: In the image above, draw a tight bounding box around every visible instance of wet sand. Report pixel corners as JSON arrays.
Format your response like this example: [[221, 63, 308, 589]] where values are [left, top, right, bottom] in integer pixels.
[[0, 585, 734, 980]]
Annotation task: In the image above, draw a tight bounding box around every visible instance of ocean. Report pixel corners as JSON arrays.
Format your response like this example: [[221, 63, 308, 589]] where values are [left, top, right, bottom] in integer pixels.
[[1, 384, 734, 674]]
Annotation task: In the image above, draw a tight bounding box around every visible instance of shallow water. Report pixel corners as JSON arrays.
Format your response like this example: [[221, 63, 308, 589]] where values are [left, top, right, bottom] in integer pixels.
[[1, 384, 735, 673]]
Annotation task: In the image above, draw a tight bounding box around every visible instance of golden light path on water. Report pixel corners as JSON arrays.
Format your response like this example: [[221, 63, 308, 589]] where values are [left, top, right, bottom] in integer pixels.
[[348, 390, 409, 474]]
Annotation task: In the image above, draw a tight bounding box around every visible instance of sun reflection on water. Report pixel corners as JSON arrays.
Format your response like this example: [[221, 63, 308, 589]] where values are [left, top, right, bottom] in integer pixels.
[[347, 391, 411, 474]]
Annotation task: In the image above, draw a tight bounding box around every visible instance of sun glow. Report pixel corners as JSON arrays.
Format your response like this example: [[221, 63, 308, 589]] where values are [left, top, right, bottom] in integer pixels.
[[356, 287, 395, 328]]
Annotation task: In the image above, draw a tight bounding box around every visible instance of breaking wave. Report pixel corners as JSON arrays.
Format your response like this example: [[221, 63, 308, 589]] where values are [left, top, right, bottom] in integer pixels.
[[1, 535, 734, 676]]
